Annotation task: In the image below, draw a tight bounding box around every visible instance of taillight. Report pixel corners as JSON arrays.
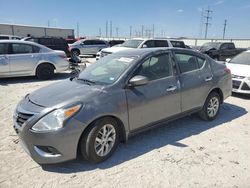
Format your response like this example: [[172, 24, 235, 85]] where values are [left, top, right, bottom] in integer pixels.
[[224, 68, 231, 74]]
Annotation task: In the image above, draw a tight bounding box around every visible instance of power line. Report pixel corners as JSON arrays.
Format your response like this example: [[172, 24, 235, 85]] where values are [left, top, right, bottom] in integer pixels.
[[204, 7, 212, 39], [223, 19, 227, 39]]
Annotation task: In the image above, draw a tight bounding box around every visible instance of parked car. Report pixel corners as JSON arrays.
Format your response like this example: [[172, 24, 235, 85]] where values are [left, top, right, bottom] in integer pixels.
[[108, 40, 125, 47], [22, 37, 71, 57], [200, 42, 246, 61], [13, 47, 232, 164], [169, 40, 186, 48], [0, 40, 69, 79], [226, 50, 250, 94], [96, 38, 174, 60], [69, 39, 108, 56], [0, 35, 21, 40]]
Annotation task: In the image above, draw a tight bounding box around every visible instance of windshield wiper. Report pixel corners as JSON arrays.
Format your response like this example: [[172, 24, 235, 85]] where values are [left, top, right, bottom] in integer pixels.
[[76, 78, 96, 85]]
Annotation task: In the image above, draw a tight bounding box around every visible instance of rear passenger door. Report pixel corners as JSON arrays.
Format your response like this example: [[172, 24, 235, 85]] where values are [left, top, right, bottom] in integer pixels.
[[173, 50, 213, 112], [8, 43, 40, 76], [0, 43, 10, 76]]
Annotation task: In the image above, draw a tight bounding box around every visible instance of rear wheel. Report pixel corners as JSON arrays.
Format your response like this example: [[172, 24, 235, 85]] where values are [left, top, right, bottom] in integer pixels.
[[80, 117, 120, 163], [36, 64, 55, 80], [199, 92, 221, 121]]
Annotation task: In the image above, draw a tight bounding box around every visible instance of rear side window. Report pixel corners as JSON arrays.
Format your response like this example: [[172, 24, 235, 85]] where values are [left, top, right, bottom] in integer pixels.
[[94, 40, 106, 45], [0, 36, 9, 40], [197, 57, 206, 68], [136, 53, 173, 81], [33, 46, 40, 53], [155, 40, 169, 47], [11, 43, 34, 54], [175, 53, 199, 73], [0, 43, 8, 54], [171, 41, 185, 48], [84, 40, 92, 45]]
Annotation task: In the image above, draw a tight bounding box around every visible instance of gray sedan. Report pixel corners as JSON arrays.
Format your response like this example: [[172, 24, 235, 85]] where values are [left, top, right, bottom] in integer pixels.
[[13, 48, 232, 164], [0, 40, 69, 79]]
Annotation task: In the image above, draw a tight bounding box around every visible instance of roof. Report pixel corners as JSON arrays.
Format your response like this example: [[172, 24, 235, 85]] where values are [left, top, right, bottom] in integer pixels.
[[0, 40, 51, 49], [0, 23, 73, 30]]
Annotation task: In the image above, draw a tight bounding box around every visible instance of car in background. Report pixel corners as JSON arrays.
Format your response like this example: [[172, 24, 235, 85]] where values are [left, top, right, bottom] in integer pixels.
[[226, 50, 250, 94], [22, 37, 71, 57], [169, 40, 186, 48], [0, 40, 69, 79], [108, 40, 125, 47], [13, 47, 231, 164], [200, 42, 246, 61], [69, 39, 108, 56], [96, 38, 174, 60], [0, 35, 22, 40]]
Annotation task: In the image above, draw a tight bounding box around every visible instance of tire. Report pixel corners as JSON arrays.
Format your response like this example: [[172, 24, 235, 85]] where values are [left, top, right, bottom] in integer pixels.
[[80, 117, 120, 163], [199, 92, 221, 121], [36, 64, 55, 80], [71, 49, 80, 56]]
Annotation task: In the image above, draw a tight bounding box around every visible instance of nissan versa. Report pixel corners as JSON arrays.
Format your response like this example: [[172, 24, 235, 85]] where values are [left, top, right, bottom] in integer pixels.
[[13, 48, 232, 164]]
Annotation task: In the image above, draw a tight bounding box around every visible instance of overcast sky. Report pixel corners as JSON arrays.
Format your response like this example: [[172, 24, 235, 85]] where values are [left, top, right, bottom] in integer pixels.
[[1, 0, 250, 39]]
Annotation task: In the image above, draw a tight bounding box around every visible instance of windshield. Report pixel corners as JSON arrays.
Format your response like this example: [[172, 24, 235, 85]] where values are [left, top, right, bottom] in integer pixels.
[[229, 51, 250, 65], [120, 40, 143, 48], [77, 54, 138, 85], [202, 42, 221, 49]]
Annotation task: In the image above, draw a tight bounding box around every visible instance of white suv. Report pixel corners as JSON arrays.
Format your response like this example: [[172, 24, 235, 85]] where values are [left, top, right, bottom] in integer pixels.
[[96, 38, 177, 60]]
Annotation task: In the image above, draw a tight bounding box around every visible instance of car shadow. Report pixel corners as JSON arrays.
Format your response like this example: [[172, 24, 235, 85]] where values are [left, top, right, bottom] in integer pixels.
[[0, 72, 71, 86], [42, 102, 247, 173]]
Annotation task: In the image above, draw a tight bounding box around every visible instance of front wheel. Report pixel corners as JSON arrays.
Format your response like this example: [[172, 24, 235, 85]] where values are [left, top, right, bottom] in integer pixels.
[[80, 117, 120, 163], [199, 92, 221, 121]]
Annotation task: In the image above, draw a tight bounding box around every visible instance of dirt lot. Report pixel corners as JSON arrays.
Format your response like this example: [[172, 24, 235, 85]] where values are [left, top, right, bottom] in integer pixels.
[[0, 67, 250, 188]]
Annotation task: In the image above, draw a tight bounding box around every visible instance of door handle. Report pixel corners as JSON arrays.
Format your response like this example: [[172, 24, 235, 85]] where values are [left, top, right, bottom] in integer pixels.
[[205, 76, 213, 82], [166, 86, 177, 92]]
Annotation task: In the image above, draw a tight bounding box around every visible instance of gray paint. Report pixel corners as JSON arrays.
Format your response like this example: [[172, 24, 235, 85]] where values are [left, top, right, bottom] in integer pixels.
[[13, 48, 232, 164]]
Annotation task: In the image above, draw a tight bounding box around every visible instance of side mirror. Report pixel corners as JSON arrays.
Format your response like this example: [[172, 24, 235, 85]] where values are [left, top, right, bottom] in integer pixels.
[[128, 75, 149, 87], [142, 44, 148, 48], [226, 58, 231, 62]]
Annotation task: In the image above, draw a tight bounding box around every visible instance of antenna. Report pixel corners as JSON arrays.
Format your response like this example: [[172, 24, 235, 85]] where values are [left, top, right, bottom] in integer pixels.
[[223, 19, 227, 39], [204, 6, 212, 39]]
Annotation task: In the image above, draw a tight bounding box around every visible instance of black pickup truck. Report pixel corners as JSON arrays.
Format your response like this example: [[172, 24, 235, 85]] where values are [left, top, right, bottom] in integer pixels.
[[200, 42, 246, 61]]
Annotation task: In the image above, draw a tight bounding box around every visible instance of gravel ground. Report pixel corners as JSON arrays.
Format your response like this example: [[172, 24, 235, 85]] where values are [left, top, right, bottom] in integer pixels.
[[0, 63, 250, 188]]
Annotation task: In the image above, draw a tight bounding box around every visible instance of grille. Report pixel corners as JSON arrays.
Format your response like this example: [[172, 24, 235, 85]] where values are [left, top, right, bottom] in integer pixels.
[[16, 112, 33, 127], [232, 80, 241, 89], [241, 83, 250, 91]]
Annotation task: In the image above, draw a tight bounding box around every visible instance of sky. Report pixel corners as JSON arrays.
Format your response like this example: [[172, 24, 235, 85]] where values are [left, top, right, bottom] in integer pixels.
[[1, 0, 250, 39]]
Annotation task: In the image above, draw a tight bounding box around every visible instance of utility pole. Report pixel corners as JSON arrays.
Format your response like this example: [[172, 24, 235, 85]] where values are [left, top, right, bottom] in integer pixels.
[[199, 8, 204, 38], [223, 19, 227, 39], [47, 20, 50, 27], [105, 21, 108, 38], [110, 21, 112, 38], [141, 25, 144, 38], [76, 22, 79, 38], [99, 28, 102, 37], [152, 24, 155, 38], [116, 27, 119, 38], [130, 26, 132, 38], [204, 7, 212, 39]]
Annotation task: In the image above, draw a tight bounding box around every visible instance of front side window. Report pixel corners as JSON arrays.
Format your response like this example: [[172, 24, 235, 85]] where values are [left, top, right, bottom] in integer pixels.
[[0, 43, 8, 54], [155, 40, 169, 47], [175, 53, 199, 73], [144, 40, 155, 48], [78, 55, 138, 85], [11, 43, 33, 54], [135, 53, 173, 81]]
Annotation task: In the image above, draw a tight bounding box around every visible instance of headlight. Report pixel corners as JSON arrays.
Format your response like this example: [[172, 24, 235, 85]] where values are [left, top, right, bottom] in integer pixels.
[[31, 104, 81, 132]]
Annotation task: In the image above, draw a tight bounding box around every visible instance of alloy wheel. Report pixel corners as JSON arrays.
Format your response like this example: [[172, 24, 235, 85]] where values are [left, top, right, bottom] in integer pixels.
[[207, 97, 219, 118]]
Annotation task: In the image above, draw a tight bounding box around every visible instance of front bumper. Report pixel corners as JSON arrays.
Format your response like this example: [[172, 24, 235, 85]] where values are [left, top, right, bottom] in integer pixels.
[[13, 102, 86, 164], [232, 78, 250, 94]]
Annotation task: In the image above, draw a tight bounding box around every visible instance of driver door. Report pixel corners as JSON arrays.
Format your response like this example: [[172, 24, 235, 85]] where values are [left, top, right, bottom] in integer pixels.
[[125, 52, 181, 131], [0, 43, 10, 76]]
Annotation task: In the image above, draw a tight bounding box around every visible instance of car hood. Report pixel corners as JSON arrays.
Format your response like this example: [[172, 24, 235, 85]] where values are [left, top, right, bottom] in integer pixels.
[[226, 63, 250, 77], [28, 79, 103, 108], [102, 46, 132, 53]]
